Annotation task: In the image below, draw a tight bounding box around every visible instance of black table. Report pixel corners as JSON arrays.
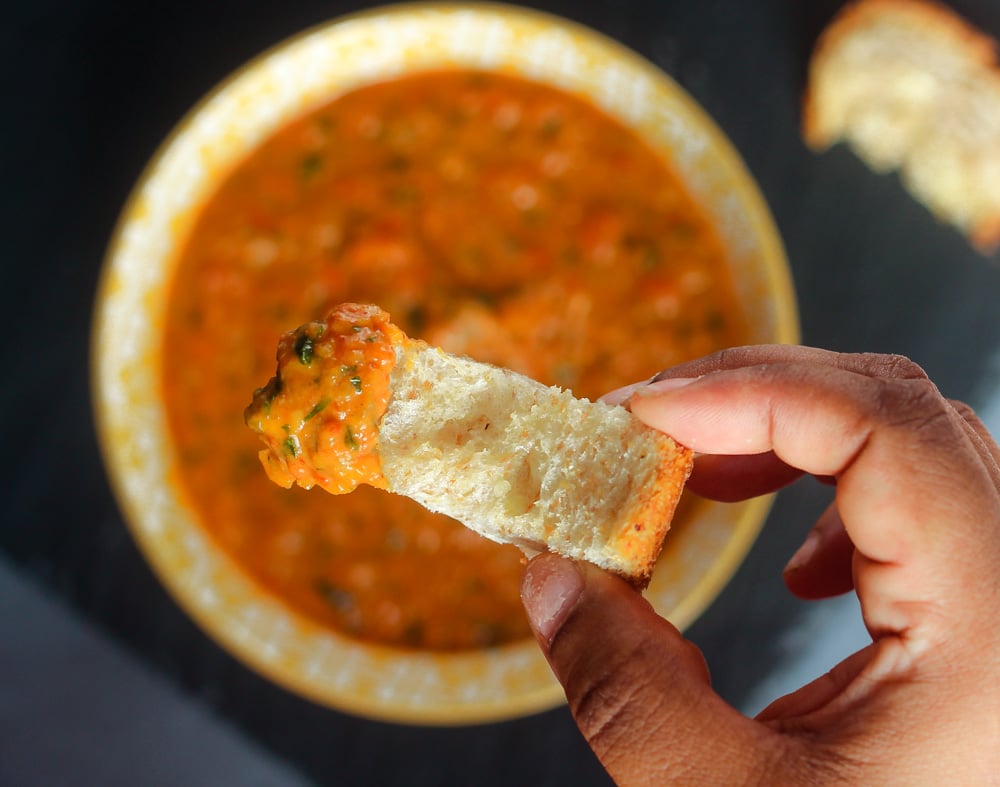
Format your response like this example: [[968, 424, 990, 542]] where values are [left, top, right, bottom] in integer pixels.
[[4, 1, 1000, 785]]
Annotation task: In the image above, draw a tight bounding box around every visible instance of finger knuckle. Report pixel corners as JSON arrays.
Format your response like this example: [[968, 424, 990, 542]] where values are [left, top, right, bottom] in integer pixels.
[[855, 352, 929, 381], [569, 664, 647, 752], [566, 637, 664, 757], [712, 345, 752, 370], [948, 398, 977, 420], [873, 377, 950, 431]]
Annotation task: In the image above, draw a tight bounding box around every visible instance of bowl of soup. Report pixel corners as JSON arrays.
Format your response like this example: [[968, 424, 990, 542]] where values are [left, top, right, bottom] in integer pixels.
[[92, 4, 798, 724]]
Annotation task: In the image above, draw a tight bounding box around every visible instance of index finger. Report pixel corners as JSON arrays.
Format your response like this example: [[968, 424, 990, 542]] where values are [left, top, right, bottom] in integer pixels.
[[630, 362, 1000, 651], [608, 346, 936, 502], [651, 344, 932, 383]]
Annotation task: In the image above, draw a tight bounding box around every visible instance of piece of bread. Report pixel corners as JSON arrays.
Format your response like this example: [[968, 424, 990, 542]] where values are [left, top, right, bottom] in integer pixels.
[[803, 0, 1000, 251], [246, 303, 693, 587]]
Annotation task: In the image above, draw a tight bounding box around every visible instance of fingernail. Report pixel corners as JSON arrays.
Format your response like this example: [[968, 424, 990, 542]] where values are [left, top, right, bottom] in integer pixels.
[[785, 529, 820, 573], [521, 555, 584, 645], [600, 381, 649, 406], [632, 377, 700, 397]]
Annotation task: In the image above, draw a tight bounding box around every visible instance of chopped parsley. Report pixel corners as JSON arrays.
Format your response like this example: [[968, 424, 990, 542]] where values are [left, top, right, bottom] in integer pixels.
[[314, 579, 355, 613], [294, 332, 314, 366], [300, 152, 323, 180], [304, 398, 330, 421]]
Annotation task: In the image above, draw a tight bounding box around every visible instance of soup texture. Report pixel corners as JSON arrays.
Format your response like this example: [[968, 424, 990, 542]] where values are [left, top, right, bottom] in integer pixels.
[[162, 70, 745, 650]]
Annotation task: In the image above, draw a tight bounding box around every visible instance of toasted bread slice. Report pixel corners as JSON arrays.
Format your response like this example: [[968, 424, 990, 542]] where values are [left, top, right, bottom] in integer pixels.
[[246, 304, 693, 587], [803, 0, 1000, 251]]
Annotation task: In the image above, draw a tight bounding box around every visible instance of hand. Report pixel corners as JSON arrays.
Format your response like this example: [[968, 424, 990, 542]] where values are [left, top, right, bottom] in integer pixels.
[[520, 346, 1000, 786]]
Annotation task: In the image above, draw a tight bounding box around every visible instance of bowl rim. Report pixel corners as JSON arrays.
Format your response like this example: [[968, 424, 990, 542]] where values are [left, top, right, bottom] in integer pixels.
[[91, 1, 799, 725]]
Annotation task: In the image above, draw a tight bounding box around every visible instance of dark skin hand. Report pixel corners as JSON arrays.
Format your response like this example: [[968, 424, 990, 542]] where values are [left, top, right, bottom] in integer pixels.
[[520, 346, 1000, 786]]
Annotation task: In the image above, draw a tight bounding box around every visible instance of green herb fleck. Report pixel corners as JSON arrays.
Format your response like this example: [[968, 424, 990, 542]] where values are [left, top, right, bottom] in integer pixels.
[[539, 116, 562, 139], [705, 311, 726, 333], [406, 305, 427, 335], [388, 184, 420, 204], [386, 154, 411, 171], [282, 436, 300, 457], [473, 622, 502, 647], [642, 244, 662, 271], [522, 208, 544, 226], [403, 621, 425, 647], [300, 152, 323, 180], [384, 528, 406, 551], [466, 71, 491, 88], [229, 451, 258, 483], [304, 398, 330, 421], [294, 332, 314, 366], [344, 426, 357, 449], [314, 579, 355, 613], [349, 376, 362, 393], [669, 222, 695, 243], [250, 378, 280, 417]]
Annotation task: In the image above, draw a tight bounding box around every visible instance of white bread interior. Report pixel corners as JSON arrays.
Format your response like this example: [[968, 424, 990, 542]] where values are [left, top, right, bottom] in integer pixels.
[[379, 343, 692, 587], [803, 0, 1000, 250]]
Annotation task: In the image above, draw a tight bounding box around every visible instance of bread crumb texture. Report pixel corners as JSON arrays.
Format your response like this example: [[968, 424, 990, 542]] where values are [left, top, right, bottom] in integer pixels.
[[381, 344, 692, 587], [804, 0, 1000, 250]]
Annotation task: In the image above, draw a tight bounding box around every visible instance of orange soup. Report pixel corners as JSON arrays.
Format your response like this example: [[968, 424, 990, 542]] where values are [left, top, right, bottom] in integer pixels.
[[162, 70, 745, 651]]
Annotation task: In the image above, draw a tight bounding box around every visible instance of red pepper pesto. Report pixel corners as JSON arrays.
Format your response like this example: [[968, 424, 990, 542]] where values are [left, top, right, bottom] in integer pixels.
[[162, 69, 747, 651], [246, 304, 400, 494]]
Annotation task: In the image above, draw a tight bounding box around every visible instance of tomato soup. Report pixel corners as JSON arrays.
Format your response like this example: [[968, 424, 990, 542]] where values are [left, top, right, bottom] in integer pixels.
[[162, 70, 745, 651]]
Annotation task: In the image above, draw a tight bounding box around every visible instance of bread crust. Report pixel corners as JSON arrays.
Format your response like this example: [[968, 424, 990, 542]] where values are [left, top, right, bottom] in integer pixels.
[[802, 0, 1000, 250], [608, 436, 692, 586]]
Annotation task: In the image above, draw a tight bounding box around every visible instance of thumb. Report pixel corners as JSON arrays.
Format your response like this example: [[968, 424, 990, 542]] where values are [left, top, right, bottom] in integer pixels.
[[521, 553, 785, 785]]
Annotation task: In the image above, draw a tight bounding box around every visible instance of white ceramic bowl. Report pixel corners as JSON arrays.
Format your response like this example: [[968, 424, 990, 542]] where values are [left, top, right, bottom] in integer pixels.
[[92, 3, 798, 724]]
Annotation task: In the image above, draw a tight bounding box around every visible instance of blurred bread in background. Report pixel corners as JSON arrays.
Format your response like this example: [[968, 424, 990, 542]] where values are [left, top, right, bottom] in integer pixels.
[[804, 0, 1000, 252]]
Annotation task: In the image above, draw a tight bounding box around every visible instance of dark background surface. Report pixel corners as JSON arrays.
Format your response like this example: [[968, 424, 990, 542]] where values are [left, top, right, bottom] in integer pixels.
[[3, 1, 1000, 785]]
